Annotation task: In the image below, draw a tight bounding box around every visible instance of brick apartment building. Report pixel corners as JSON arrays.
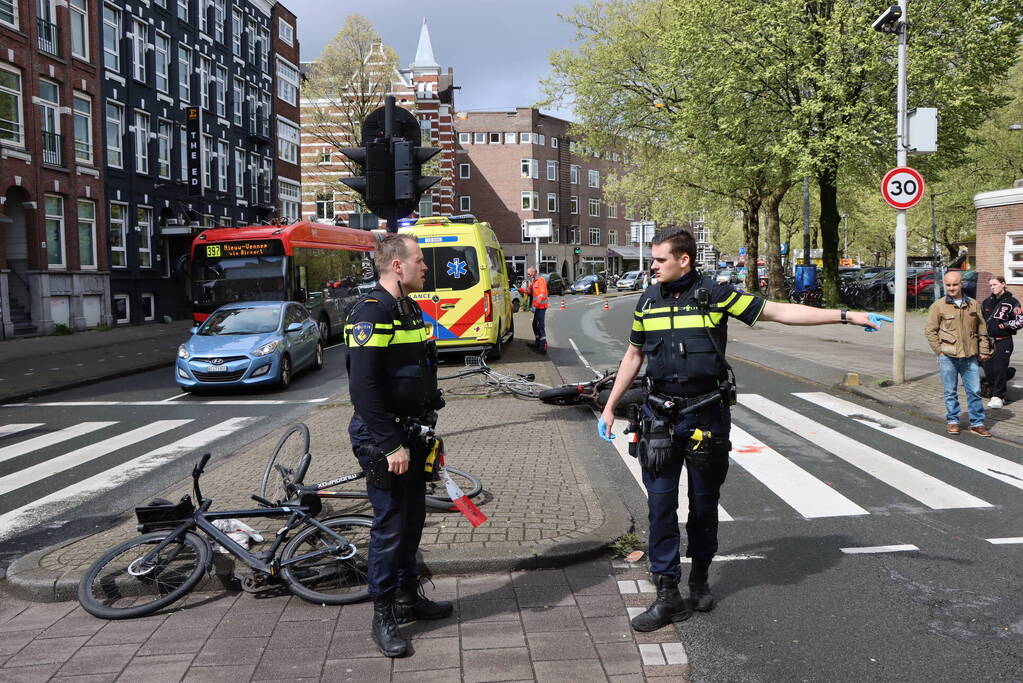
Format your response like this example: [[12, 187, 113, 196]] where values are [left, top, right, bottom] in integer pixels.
[[974, 185, 1023, 297], [452, 108, 634, 281], [299, 19, 456, 225], [0, 0, 110, 336], [271, 1, 300, 223]]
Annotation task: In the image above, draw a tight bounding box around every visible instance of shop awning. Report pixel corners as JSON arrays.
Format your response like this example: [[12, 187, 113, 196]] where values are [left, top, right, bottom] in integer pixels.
[[607, 246, 642, 258]]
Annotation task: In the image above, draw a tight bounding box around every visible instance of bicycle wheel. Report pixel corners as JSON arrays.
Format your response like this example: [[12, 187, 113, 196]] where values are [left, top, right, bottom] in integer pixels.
[[78, 531, 209, 619], [596, 387, 647, 416], [281, 515, 372, 605], [538, 385, 584, 406], [499, 378, 552, 398], [260, 423, 311, 503], [425, 466, 483, 510]]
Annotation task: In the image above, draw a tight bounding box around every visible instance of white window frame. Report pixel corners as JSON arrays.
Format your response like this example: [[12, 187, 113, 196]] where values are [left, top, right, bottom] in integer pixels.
[[232, 77, 244, 126], [109, 201, 127, 267], [177, 0, 188, 20], [473, 132, 486, 144], [202, 133, 213, 189], [156, 119, 171, 179], [0, 0, 17, 30], [459, 196, 471, 212], [552, 137, 559, 149], [570, 196, 578, 215], [588, 169, 600, 188], [589, 227, 601, 246], [134, 110, 150, 174], [234, 147, 245, 197], [277, 117, 299, 164], [154, 32, 170, 92], [276, 56, 299, 106], [520, 158, 538, 179], [520, 132, 530, 143], [548, 225, 560, 244], [589, 198, 600, 217], [137, 205, 153, 268], [232, 8, 242, 56], [113, 294, 130, 323], [314, 191, 333, 220], [215, 65, 227, 118], [70, 0, 89, 60], [521, 191, 539, 212], [546, 160, 558, 181], [504, 132, 516, 144], [279, 17, 294, 46], [259, 28, 270, 72], [216, 139, 229, 192], [102, 4, 120, 72], [278, 178, 300, 222], [458, 132, 469, 144], [72, 93, 92, 164], [198, 0, 209, 33], [198, 55, 211, 110], [608, 229, 618, 246], [0, 65, 23, 146], [44, 194, 65, 269], [77, 198, 97, 269], [140, 293, 156, 322], [570, 164, 579, 184], [458, 163, 470, 179], [547, 193, 558, 213], [609, 203, 618, 219], [489, 132, 501, 144], [131, 17, 147, 82], [105, 100, 123, 168], [179, 125, 187, 181], [213, 0, 225, 42], [1004, 231, 1023, 284], [178, 45, 192, 103]]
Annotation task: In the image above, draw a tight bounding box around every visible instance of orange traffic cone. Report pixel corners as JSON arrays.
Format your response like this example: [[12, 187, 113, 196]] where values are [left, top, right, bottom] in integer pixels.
[[602, 298, 610, 311], [560, 297, 566, 310]]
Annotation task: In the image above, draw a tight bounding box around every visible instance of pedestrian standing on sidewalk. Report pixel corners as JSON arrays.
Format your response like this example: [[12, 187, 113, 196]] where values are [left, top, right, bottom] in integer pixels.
[[924, 271, 993, 437], [983, 276, 1020, 409], [518, 267, 549, 354], [596, 227, 888, 633], [345, 234, 452, 658]]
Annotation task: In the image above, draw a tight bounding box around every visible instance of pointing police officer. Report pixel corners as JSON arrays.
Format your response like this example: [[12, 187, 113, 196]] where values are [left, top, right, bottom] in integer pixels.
[[597, 227, 888, 632], [346, 233, 451, 657]]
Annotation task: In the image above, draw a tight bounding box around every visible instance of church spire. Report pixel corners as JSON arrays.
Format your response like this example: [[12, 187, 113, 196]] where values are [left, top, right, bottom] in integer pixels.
[[412, 17, 440, 71]]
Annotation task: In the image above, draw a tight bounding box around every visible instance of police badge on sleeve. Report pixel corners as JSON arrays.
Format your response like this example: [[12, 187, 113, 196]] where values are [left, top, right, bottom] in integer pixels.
[[351, 322, 374, 346]]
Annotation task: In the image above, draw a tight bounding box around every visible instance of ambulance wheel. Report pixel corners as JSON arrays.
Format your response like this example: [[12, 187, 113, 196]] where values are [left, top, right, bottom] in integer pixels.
[[487, 331, 504, 361]]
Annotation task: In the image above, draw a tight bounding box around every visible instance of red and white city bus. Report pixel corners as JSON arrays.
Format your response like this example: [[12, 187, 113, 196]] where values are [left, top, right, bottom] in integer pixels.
[[190, 220, 376, 339]]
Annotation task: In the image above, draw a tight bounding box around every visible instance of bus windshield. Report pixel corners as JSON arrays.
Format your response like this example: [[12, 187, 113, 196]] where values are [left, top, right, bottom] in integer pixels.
[[192, 255, 287, 305]]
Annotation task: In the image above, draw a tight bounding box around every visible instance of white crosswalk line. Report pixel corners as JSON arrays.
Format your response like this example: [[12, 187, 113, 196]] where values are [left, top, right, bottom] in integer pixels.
[[740, 394, 992, 510], [0, 424, 44, 438], [0, 422, 116, 465], [796, 392, 1023, 491], [0, 418, 257, 542], [729, 425, 869, 518], [0, 420, 192, 496]]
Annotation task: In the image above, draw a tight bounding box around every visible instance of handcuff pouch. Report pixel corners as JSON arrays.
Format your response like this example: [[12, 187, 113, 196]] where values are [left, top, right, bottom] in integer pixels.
[[358, 445, 395, 490]]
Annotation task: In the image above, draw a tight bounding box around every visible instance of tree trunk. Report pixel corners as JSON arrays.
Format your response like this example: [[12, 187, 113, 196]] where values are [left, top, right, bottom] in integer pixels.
[[817, 168, 842, 307], [743, 197, 762, 294], [764, 179, 792, 298]]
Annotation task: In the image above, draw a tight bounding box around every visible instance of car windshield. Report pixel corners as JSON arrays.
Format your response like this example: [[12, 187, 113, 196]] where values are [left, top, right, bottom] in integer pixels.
[[574, 276, 597, 285], [198, 307, 281, 335], [622, 272, 639, 279]]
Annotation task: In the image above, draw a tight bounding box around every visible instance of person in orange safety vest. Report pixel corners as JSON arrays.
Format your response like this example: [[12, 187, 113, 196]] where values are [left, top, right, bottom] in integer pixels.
[[518, 267, 549, 354]]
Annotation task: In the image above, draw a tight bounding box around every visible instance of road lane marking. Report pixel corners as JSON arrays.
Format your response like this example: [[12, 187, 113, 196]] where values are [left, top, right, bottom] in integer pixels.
[[160, 393, 188, 402], [729, 425, 869, 518], [986, 537, 1023, 545], [739, 394, 992, 510], [0, 422, 116, 465], [841, 544, 918, 554], [0, 420, 192, 495], [568, 338, 601, 378], [0, 424, 44, 438], [797, 392, 1023, 491], [0, 418, 257, 542], [4, 399, 331, 406]]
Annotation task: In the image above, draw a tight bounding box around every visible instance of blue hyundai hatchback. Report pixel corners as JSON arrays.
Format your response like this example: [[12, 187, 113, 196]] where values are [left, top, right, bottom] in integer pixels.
[[175, 301, 323, 391]]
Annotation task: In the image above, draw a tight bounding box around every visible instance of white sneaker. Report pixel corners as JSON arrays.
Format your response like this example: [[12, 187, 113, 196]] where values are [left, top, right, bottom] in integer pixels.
[[987, 397, 1004, 409]]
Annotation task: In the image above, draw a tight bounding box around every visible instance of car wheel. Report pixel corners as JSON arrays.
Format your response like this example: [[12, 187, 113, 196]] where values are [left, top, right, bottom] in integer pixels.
[[278, 354, 292, 390], [487, 330, 503, 361], [318, 316, 330, 342], [312, 342, 324, 370]]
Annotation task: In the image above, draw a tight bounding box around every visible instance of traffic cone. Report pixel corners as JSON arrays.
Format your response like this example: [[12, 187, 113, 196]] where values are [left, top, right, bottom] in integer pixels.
[[560, 297, 566, 310], [602, 298, 610, 311]]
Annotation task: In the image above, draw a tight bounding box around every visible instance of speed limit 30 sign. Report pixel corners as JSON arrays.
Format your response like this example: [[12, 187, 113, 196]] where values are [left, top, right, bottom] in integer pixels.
[[881, 166, 925, 209]]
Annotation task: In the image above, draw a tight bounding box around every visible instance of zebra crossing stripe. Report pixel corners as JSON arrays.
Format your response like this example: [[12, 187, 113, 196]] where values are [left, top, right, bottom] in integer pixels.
[[0, 420, 192, 496], [729, 425, 869, 518], [796, 393, 1023, 491], [0, 418, 257, 542], [0, 422, 117, 465], [739, 395, 992, 510], [0, 424, 44, 438]]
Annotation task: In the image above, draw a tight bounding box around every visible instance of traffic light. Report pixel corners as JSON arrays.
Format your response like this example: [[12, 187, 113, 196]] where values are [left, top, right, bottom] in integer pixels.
[[393, 140, 441, 202], [339, 141, 392, 208], [574, 247, 582, 255]]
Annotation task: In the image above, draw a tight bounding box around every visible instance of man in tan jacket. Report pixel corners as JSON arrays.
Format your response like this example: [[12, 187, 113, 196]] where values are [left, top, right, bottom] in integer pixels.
[[924, 271, 993, 436]]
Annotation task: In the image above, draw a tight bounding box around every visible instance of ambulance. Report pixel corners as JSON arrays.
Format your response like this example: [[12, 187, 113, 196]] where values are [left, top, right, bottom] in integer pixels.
[[400, 215, 514, 358]]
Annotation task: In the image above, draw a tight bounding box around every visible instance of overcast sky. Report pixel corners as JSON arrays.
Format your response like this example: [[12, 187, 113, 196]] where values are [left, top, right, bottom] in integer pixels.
[[284, 0, 582, 120]]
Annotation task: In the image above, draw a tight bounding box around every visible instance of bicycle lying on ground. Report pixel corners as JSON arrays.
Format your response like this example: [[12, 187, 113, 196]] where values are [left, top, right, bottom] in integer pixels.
[[78, 453, 372, 619], [259, 423, 483, 512], [538, 370, 647, 416], [438, 353, 552, 398]]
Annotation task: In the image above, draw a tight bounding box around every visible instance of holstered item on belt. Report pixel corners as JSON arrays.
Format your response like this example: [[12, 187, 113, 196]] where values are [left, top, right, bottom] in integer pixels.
[[624, 404, 642, 458], [684, 428, 731, 473], [424, 437, 443, 482], [358, 445, 395, 490], [638, 416, 674, 475]]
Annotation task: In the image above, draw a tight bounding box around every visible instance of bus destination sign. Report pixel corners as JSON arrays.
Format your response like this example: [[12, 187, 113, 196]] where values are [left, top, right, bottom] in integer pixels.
[[200, 241, 284, 259]]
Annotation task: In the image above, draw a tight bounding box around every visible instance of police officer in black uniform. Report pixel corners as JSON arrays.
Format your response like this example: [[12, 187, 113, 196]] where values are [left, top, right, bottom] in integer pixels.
[[598, 227, 887, 632], [345, 233, 451, 657]]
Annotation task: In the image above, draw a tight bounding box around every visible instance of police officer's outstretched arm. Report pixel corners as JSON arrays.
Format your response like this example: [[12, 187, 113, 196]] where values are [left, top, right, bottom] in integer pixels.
[[759, 300, 889, 330]]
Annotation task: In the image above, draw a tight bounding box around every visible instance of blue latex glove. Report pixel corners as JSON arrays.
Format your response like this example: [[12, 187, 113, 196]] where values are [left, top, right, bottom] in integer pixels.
[[597, 417, 615, 442], [865, 313, 893, 332]]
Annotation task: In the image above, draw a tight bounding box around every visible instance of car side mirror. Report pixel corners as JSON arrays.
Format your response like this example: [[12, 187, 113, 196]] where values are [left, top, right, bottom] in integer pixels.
[[286, 322, 303, 333], [189, 326, 198, 335]]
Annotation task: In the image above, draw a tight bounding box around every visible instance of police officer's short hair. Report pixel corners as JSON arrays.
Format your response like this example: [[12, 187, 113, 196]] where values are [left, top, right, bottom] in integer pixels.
[[652, 226, 697, 264], [375, 233, 418, 273]]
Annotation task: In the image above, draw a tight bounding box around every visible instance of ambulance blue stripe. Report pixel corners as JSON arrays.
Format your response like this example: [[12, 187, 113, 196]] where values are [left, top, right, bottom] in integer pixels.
[[419, 310, 459, 340]]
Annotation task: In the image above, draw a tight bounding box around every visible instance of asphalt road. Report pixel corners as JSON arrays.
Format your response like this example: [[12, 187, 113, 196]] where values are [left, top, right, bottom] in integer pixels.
[[544, 292, 1023, 682], [0, 342, 351, 575]]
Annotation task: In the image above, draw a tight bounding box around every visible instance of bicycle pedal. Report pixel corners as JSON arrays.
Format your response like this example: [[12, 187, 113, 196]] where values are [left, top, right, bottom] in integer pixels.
[[238, 572, 274, 594]]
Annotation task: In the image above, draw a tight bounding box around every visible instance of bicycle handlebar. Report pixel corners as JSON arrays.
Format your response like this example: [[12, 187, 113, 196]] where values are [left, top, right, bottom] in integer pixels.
[[251, 494, 274, 508], [192, 453, 211, 502]]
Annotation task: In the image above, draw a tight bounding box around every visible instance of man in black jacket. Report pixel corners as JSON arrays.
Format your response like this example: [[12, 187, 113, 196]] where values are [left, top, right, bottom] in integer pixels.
[[983, 275, 1021, 409]]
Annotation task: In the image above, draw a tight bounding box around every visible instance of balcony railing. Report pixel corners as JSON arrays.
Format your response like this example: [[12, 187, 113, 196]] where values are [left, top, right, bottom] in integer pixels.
[[0, 117, 23, 146], [73, 138, 92, 164], [37, 18, 59, 57], [41, 130, 63, 166], [249, 114, 270, 142]]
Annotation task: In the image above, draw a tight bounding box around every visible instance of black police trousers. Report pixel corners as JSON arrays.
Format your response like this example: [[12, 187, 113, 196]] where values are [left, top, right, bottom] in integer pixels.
[[641, 403, 730, 583], [350, 415, 426, 598]]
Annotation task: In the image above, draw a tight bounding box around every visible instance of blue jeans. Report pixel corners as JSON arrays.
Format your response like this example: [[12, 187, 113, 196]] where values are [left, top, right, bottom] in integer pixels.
[[938, 355, 985, 427]]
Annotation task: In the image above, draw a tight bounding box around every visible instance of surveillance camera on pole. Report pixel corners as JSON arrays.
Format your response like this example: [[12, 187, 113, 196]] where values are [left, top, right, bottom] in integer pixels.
[[872, 5, 903, 33]]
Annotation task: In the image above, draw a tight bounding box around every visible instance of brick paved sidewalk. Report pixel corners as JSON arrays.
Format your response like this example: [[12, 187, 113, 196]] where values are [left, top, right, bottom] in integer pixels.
[[0, 557, 691, 682]]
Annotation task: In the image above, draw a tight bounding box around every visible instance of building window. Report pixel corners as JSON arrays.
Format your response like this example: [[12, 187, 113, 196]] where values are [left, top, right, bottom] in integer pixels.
[[0, 0, 16, 28], [247, 20, 256, 63], [459, 196, 471, 212], [1005, 232, 1023, 283], [217, 140, 229, 192], [570, 196, 578, 215], [318, 150, 330, 163], [156, 120, 171, 178], [520, 159, 538, 179], [131, 18, 147, 82], [489, 132, 500, 143], [536, 133, 545, 145], [279, 179, 300, 222], [39, 80, 60, 166], [112, 294, 129, 323], [198, 56, 211, 110], [198, 0, 208, 33], [77, 199, 96, 269], [546, 160, 558, 181], [109, 202, 126, 267], [0, 67, 22, 146], [552, 137, 559, 148], [503, 132, 516, 144], [520, 132, 530, 143], [279, 17, 294, 45], [213, 0, 225, 42], [609, 203, 617, 219], [277, 57, 299, 106], [134, 111, 150, 174], [202, 133, 213, 189], [547, 193, 558, 213], [548, 225, 560, 244], [473, 132, 485, 144], [589, 198, 600, 217], [215, 66, 227, 118], [315, 192, 333, 220], [232, 8, 242, 56], [44, 195, 65, 268], [458, 163, 470, 179], [102, 4, 120, 72], [154, 32, 170, 92], [419, 194, 432, 218], [521, 191, 539, 211], [458, 132, 469, 144], [70, 0, 89, 59], [234, 147, 245, 197], [570, 165, 579, 184], [178, 45, 192, 103], [137, 206, 153, 268], [177, 0, 187, 20], [141, 293, 155, 321], [179, 125, 187, 181], [232, 77, 243, 126], [589, 227, 601, 246], [248, 151, 258, 202], [72, 95, 92, 163], [278, 118, 299, 164], [588, 169, 600, 188], [608, 229, 618, 246], [105, 101, 123, 167]]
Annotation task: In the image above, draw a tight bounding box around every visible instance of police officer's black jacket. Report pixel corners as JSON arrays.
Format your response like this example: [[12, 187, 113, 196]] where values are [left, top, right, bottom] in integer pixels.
[[344, 285, 437, 455], [630, 273, 766, 396]]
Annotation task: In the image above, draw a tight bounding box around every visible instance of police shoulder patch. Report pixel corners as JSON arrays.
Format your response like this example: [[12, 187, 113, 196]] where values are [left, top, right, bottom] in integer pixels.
[[351, 321, 374, 346]]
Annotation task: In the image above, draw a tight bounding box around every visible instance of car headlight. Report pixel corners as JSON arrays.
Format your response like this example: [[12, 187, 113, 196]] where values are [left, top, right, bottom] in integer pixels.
[[177, 345, 190, 359], [252, 340, 279, 357]]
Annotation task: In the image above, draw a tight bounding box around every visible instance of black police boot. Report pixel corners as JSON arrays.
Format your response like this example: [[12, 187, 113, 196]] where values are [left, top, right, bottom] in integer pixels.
[[395, 582, 453, 624], [371, 596, 409, 658], [688, 557, 715, 612], [630, 574, 692, 632]]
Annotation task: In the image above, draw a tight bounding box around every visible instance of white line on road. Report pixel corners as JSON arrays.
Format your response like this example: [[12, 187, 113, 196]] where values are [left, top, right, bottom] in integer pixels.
[[986, 537, 1023, 545], [0, 418, 257, 542], [160, 393, 188, 402], [0, 422, 116, 465], [0, 420, 192, 496], [568, 338, 601, 378], [797, 392, 1023, 491], [739, 394, 992, 510], [841, 544, 918, 554], [4, 399, 331, 406], [0, 424, 44, 438]]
